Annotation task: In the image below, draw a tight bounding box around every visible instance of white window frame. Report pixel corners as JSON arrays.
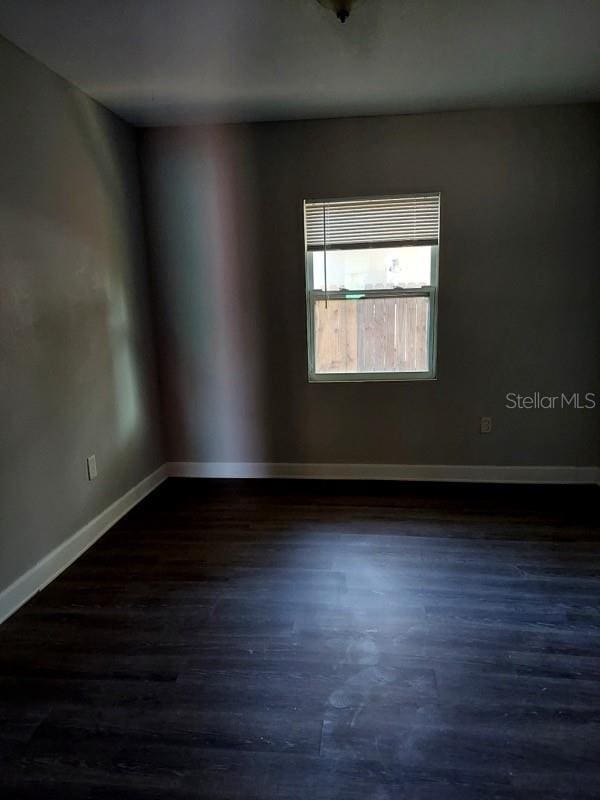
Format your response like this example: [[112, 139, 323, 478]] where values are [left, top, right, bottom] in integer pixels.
[[304, 194, 440, 383]]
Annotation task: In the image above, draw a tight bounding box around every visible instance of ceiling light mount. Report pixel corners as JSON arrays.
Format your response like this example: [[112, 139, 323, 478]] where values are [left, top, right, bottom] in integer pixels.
[[317, 0, 364, 24]]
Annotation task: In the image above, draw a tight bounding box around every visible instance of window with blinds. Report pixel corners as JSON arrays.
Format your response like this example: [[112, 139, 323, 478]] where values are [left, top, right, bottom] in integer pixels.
[[304, 193, 440, 381]]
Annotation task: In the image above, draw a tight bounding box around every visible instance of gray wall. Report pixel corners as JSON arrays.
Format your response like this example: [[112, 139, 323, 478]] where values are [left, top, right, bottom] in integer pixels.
[[0, 35, 163, 593], [141, 106, 600, 468]]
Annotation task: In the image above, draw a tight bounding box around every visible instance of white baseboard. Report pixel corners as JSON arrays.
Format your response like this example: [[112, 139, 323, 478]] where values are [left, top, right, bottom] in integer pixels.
[[167, 461, 600, 485], [0, 465, 167, 625]]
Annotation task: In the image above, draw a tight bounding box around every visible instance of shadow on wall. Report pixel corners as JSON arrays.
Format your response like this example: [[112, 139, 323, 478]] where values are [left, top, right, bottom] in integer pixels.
[[143, 126, 270, 462], [65, 87, 159, 455]]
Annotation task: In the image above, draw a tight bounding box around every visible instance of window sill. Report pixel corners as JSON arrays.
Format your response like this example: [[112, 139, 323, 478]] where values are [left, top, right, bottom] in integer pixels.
[[308, 371, 437, 384]]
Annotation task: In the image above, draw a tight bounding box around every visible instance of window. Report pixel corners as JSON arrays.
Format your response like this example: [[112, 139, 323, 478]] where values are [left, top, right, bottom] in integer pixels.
[[304, 193, 440, 382]]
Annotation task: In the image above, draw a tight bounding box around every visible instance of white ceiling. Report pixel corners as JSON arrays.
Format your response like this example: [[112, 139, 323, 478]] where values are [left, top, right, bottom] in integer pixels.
[[1, 0, 599, 126]]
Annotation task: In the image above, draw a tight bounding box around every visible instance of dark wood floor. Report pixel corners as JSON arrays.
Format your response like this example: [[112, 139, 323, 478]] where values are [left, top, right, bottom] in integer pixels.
[[1, 479, 600, 799]]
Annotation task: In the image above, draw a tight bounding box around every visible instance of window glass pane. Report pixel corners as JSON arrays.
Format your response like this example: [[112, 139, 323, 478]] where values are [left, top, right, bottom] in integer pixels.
[[312, 246, 431, 291], [314, 296, 430, 374]]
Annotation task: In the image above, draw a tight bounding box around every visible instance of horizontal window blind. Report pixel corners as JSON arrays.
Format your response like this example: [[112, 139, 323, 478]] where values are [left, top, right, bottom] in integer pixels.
[[305, 193, 440, 251]]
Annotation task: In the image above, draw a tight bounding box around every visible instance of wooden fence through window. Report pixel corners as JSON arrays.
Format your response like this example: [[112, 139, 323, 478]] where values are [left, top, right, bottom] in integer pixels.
[[314, 297, 429, 374]]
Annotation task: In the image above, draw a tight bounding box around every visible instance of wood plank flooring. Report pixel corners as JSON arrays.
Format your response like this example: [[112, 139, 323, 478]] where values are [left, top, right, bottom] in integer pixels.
[[1, 478, 600, 799]]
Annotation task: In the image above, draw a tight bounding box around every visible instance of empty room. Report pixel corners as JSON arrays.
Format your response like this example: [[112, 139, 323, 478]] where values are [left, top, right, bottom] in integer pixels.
[[1, 0, 600, 797]]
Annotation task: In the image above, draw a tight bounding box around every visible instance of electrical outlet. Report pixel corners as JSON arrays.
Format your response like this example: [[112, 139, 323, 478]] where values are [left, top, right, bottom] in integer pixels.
[[480, 416, 492, 434], [87, 454, 98, 481]]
